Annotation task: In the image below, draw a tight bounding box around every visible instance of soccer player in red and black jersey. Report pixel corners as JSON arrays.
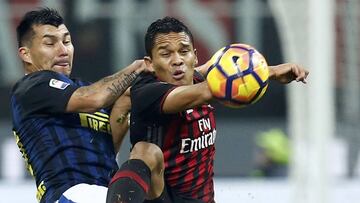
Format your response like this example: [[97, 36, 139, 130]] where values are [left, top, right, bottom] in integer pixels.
[[107, 17, 309, 203]]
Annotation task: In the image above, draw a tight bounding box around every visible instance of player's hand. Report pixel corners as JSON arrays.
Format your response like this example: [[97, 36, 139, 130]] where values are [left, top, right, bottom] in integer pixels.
[[269, 63, 309, 84], [131, 59, 153, 73]]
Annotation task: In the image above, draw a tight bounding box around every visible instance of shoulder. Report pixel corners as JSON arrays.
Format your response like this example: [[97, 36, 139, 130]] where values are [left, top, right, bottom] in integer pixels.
[[12, 71, 74, 96], [16, 70, 72, 87], [131, 72, 173, 93], [131, 72, 175, 93]]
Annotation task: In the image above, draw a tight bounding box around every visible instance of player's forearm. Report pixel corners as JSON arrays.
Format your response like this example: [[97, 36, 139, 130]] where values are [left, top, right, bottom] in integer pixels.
[[162, 82, 213, 113], [195, 63, 210, 77], [66, 60, 144, 112], [110, 94, 131, 153], [268, 65, 277, 80], [94, 66, 139, 106]]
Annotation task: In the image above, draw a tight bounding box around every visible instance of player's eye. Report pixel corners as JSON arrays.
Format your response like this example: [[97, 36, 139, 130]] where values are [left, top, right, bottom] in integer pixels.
[[180, 49, 190, 54], [160, 52, 170, 57], [44, 41, 54, 46], [63, 40, 71, 45], [64, 36, 72, 45]]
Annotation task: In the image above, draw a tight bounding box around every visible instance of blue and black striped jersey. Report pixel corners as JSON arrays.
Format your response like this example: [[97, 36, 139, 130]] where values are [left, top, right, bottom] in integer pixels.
[[11, 70, 118, 203]]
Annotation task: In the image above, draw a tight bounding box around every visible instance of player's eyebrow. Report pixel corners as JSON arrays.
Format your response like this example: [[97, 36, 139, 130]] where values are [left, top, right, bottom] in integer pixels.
[[179, 43, 191, 48], [157, 42, 191, 50], [42, 34, 56, 39], [42, 32, 70, 39], [157, 44, 169, 50], [64, 32, 70, 37]]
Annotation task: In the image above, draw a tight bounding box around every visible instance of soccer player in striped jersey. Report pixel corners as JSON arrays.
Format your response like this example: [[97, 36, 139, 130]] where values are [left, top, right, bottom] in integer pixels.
[[11, 8, 146, 203], [106, 17, 308, 203]]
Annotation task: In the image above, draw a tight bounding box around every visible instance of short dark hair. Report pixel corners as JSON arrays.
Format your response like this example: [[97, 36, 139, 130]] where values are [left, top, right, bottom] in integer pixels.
[[144, 16, 194, 57], [16, 7, 64, 47]]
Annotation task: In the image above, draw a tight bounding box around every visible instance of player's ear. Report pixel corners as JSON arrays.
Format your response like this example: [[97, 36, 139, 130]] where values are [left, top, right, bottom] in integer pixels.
[[18, 47, 32, 64], [144, 56, 152, 66], [194, 49, 198, 66], [143, 56, 154, 72]]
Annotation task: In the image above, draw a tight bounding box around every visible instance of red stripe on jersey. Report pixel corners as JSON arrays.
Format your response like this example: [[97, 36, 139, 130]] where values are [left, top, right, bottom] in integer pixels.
[[109, 170, 149, 193], [163, 119, 182, 166]]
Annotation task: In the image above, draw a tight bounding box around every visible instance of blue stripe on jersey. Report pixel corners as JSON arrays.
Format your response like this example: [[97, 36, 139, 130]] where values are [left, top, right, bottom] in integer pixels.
[[58, 195, 76, 203], [10, 96, 22, 130]]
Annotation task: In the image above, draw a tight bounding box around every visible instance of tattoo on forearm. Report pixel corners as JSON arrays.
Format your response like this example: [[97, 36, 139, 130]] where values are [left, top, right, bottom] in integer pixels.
[[116, 113, 128, 124], [106, 71, 138, 97]]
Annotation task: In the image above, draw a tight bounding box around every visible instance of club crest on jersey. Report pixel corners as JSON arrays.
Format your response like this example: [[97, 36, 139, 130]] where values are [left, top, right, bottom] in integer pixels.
[[49, 79, 70, 90]]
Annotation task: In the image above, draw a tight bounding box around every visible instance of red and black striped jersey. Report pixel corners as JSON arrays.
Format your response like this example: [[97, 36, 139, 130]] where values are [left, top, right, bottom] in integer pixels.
[[130, 71, 216, 203]]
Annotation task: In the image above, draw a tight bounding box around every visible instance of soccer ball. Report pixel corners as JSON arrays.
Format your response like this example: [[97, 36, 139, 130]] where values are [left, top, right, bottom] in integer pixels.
[[206, 43, 269, 108]]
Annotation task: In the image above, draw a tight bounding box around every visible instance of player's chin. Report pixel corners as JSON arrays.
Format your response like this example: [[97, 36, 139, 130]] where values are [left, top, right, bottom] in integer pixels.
[[53, 65, 72, 76], [171, 75, 193, 86], [171, 78, 188, 86]]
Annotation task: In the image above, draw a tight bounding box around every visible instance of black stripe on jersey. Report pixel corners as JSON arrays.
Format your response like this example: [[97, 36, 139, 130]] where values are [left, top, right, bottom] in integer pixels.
[[146, 126, 152, 142], [146, 125, 164, 147], [49, 127, 74, 181], [197, 109, 205, 121], [68, 128, 104, 181], [194, 146, 209, 199], [190, 108, 204, 196], [191, 136, 201, 195], [197, 107, 215, 200], [87, 132, 111, 183], [25, 121, 51, 200], [158, 126, 164, 147], [147, 125, 157, 145], [174, 121, 194, 189], [165, 123, 183, 182]]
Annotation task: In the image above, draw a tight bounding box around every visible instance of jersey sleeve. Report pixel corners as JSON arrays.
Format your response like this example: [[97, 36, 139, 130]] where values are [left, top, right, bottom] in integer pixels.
[[130, 73, 176, 118], [14, 71, 79, 115]]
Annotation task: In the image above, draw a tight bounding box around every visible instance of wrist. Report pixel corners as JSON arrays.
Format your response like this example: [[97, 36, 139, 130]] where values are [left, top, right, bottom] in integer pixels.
[[268, 66, 276, 80]]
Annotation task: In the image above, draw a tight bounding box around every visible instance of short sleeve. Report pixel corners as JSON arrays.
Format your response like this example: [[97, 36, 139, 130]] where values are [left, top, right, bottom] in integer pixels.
[[130, 73, 175, 118], [13, 71, 79, 116]]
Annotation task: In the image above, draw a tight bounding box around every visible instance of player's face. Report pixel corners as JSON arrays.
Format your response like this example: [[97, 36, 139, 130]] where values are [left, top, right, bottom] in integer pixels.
[[146, 32, 198, 86], [20, 24, 74, 76]]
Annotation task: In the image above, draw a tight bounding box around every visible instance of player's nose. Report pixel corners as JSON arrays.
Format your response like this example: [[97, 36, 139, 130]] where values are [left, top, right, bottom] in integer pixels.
[[57, 42, 69, 56], [171, 52, 183, 66]]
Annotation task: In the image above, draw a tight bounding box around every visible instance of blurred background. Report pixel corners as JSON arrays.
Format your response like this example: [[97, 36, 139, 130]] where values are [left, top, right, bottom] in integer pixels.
[[0, 0, 359, 202]]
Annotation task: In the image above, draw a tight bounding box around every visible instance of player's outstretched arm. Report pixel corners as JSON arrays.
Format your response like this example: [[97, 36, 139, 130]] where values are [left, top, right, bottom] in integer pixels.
[[66, 60, 146, 113], [162, 81, 213, 114], [195, 61, 211, 77], [110, 88, 131, 153], [268, 63, 309, 84]]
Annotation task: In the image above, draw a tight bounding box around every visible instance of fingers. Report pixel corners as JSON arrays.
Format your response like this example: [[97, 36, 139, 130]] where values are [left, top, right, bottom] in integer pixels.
[[293, 64, 309, 83], [266, 63, 309, 84]]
